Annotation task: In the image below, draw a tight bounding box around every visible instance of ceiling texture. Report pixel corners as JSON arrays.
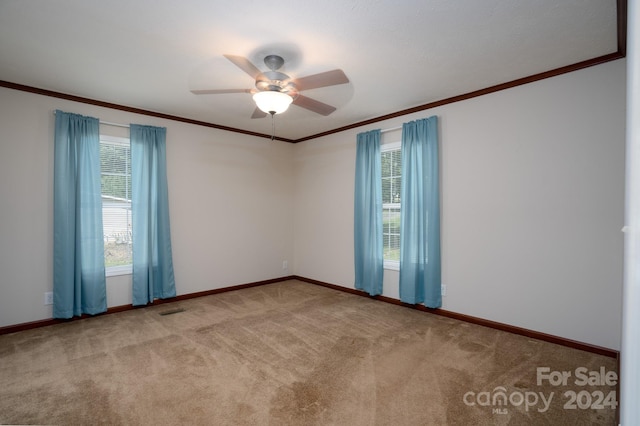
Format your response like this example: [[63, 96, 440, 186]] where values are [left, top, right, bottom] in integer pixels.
[[0, 0, 625, 142]]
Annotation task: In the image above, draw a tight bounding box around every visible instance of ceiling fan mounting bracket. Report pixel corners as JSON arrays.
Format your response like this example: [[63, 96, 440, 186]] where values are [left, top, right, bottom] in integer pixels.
[[264, 54, 285, 71]]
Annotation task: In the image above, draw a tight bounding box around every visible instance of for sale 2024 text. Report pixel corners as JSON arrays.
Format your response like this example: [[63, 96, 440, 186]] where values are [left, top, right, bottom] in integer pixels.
[[537, 366, 618, 410]]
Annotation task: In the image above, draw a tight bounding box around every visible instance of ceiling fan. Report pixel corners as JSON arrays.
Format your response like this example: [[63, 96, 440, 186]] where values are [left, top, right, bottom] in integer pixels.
[[191, 54, 349, 118]]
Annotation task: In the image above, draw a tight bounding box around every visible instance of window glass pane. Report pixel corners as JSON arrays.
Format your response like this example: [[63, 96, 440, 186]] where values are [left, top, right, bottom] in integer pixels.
[[392, 149, 401, 175], [381, 145, 401, 264], [101, 144, 129, 174], [103, 203, 132, 267], [392, 178, 401, 203], [388, 208, 400, 234], [389, 234, 400, 261], [382, 177, 391, 204], [381, 151, 391, 176], [101, 175, 129, 200], [100, 137, 132, 270]]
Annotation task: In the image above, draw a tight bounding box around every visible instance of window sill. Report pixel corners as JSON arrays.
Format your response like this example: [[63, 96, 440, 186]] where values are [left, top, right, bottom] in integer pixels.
[[384, 260, 399, 271], [106, 265, 132, 277]]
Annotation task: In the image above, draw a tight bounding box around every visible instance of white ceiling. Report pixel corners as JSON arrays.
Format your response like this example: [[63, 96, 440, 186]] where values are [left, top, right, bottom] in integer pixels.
[[0, 0, 620, 141]]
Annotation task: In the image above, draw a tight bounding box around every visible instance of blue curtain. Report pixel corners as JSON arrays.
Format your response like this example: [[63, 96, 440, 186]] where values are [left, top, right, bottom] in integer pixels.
[[53, 110, 107, 318], [131, 124, 176, 305], [399, 116, 441, 307], [354, 129, 384, 296]]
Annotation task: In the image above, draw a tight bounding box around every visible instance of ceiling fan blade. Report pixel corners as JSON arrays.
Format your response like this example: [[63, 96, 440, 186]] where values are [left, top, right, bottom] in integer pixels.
[[292, 94, 337, 116], [190, 88, 252, 95], [223, 54, 262, 79], [251, 107, 268, 119], [294, 69, 349, 91]]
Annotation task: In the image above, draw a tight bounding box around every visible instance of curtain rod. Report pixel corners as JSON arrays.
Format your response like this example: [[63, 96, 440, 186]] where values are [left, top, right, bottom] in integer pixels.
[[381, 125, 401, 133], [53, 111, 130, 129], [100, 120, 129, 129]]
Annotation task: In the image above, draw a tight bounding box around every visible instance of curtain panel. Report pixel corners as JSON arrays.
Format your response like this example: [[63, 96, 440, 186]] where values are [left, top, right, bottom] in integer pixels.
[[354, 129, 384, 296], [53, 110, 107, 318], [399, 116, 441, 308], [130, 124, 176, 305]]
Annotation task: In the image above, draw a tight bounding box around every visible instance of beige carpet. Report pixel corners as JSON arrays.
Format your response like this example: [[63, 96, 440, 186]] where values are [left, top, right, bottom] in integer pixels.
[[0, 280, 617, 425]]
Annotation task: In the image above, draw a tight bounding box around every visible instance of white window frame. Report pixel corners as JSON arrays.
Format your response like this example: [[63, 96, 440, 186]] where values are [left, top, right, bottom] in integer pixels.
[[101, 134, 133, 277], [382, 141, 401, 271]]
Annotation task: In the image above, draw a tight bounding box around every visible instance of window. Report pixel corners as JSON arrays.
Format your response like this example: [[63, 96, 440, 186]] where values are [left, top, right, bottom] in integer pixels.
[[100, 135, 132, 276], [382, 142, 401, 270]]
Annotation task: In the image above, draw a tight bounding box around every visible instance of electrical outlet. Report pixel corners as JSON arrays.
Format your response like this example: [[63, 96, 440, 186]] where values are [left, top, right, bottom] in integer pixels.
[[44, 292, 53, 305], [441, 284, 447, 297], [282, 260, 288, 270]]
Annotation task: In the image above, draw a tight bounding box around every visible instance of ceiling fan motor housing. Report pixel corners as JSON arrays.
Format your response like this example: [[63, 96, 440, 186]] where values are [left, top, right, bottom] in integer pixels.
[[255, 70, 297, 98]]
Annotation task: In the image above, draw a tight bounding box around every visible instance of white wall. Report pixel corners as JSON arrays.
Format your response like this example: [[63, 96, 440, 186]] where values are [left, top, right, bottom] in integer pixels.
[[293, 59, 626, 350], [0, 87, 294, 327]]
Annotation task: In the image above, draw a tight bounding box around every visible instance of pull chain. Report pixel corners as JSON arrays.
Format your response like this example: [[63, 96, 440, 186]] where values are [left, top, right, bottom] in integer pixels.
[[270, 112, 276, 141]]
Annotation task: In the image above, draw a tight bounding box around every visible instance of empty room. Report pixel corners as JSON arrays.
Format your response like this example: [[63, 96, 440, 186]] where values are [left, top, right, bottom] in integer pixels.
[[1, 1, 638, 425]]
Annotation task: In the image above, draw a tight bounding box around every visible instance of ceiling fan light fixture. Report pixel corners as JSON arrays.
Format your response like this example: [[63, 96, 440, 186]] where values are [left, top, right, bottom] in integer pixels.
[[253, 90, 293, 115]]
